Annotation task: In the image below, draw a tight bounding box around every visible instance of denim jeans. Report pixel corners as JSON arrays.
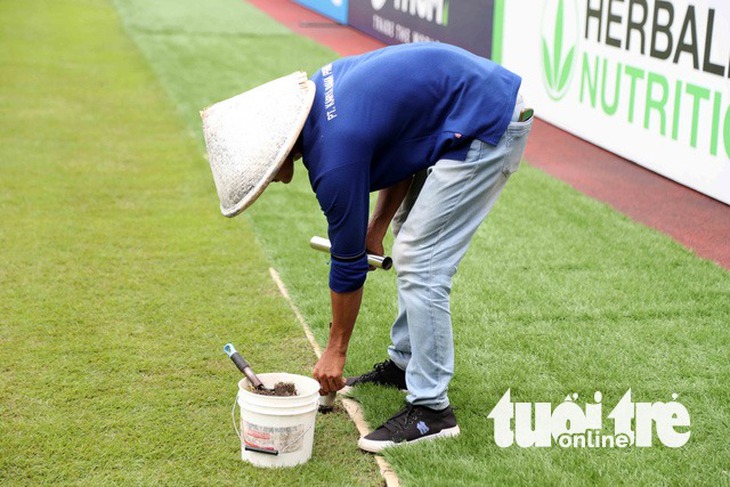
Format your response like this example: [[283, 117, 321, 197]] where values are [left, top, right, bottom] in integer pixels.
[[387, 96, 533, 410]]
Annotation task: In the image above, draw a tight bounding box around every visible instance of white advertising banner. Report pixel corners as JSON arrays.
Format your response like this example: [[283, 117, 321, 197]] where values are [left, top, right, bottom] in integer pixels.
[[501, 0, 730, 204]]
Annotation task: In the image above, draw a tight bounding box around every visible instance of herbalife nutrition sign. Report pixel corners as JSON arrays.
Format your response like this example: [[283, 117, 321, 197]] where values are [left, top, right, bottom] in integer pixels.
[[502, 0, 730, 204]]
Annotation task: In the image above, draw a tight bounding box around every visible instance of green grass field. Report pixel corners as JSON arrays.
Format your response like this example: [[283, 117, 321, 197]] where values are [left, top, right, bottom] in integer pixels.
[[0, 0, 379, 485], [2, 0, 729, 485]]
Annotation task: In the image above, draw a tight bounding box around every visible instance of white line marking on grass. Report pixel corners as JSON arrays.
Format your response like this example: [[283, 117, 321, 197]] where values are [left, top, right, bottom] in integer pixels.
[[269, 267, 400, 487], [269, 267, 323, 357]]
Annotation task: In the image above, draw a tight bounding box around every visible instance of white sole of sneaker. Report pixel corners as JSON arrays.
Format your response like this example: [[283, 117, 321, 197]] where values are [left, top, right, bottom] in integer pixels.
[[357, 425, 461, 453]]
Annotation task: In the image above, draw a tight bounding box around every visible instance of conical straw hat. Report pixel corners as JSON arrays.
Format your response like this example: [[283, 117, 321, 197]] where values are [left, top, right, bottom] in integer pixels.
[[201, 72, 316, 217]]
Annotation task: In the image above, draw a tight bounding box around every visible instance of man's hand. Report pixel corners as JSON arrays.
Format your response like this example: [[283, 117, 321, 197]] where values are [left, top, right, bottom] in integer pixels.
[[313, 347, 347, 394], [365, 233, 385, 272]]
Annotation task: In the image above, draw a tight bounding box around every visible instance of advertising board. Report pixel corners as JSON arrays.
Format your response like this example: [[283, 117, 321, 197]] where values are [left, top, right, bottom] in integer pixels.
[[294, 0, 349, 24], [500, 0, 730, 204], [348, 0, 495, 58]]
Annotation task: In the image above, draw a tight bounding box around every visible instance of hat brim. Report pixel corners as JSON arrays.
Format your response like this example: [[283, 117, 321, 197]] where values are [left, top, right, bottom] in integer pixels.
[[201, 72, 316, 217]]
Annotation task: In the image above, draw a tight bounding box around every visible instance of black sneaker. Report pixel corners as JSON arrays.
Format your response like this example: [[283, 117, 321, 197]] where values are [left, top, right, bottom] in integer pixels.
[[358, 403, 460, 453], [345, 360, 407, 390]]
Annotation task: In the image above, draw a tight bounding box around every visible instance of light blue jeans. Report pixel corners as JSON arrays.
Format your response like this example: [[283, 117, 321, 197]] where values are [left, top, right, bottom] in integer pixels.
[[387, 96, 533, 410]]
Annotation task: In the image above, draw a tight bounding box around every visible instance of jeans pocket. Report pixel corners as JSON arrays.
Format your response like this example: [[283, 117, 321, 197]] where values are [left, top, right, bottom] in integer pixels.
[[502, 119, 533, 176]]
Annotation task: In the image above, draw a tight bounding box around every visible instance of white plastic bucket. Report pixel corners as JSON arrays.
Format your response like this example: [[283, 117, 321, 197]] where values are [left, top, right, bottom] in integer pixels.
[[236, 372, 320, 468]]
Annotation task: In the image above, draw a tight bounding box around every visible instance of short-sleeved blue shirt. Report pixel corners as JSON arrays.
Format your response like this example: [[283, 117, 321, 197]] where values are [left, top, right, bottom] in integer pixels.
[[301, 43, 521, 293]]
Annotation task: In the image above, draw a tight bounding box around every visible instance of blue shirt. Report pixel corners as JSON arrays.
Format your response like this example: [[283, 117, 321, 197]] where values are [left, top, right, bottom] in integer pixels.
[[302, 43, 521, 293]]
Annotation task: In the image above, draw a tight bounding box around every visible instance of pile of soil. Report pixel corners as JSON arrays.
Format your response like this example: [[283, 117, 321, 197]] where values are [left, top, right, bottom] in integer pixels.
[[250, 381, 298, 397]]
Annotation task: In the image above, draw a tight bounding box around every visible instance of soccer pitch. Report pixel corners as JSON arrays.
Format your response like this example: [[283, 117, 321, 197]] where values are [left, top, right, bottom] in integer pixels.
[[1, 0, 728, 485]]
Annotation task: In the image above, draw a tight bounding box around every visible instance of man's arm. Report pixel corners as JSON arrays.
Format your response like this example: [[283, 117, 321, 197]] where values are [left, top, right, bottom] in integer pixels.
[[366, 176, 413, 256], [313, 287, 363, 393], [313, 177, 413, 393]]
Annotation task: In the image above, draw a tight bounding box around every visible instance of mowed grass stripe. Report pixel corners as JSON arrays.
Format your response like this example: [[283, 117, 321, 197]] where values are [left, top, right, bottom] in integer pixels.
[[114, 0, 729, 484], [0, 0, 381, 485]]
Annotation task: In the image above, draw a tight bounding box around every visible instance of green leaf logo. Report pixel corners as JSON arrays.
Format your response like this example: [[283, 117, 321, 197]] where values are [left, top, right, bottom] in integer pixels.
[[542, 0, 578, 100]]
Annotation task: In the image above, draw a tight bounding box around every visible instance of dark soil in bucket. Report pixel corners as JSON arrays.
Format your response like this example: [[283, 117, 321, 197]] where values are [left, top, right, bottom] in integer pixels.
[[250, 381, 298, 397]]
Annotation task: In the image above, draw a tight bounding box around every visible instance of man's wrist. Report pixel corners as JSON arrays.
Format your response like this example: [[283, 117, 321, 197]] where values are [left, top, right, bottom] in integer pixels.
[[324, 342, 348, 356], [367, 221, 387, 237], [366, 220, 388, 243]]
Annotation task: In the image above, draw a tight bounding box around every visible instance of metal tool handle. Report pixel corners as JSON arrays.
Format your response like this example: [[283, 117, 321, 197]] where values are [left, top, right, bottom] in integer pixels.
[[224, 343, 264, 389], [309, 236, 393, 270], [244, 445, 279, 456]]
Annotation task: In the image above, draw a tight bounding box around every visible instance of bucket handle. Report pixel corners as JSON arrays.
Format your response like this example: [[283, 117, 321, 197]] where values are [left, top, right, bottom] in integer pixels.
[[232, 392, 314, 457]]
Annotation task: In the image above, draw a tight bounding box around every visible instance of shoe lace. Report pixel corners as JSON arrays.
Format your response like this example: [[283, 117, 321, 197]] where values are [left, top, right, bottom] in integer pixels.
[[383, 404, 421, 433], [360, 360, 392, 381]]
